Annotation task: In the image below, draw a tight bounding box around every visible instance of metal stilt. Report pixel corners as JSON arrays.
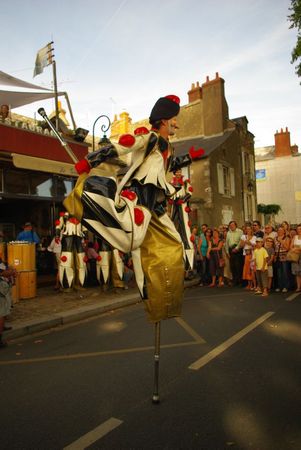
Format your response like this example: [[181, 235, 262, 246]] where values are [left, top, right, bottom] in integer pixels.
[[152, 321, 161, 404]]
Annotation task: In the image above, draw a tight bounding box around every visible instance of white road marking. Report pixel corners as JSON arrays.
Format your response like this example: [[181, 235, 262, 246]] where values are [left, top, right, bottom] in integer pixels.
[[285, 292, 300, 302], [175, 317, 206, 343], [189, 311, 275, 370], [63, 417, 123, 450]]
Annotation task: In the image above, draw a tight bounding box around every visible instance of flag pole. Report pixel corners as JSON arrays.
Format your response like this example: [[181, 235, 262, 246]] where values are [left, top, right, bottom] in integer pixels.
[[52, 56, 59, 131]]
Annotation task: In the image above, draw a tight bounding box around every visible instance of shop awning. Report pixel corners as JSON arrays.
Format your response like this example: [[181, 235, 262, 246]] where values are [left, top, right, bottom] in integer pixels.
[[12, 153, 77, 177]]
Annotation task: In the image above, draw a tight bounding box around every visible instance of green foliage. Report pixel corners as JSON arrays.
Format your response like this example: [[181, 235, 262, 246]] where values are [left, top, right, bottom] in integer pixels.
[[257, 203, 282, 215], [288, 0, 301, 81]]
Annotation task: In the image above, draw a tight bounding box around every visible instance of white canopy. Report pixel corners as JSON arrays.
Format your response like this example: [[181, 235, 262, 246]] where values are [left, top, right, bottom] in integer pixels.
[[0, 70, 50, 90], [0, 69, 64, 109], [0, 89, 65, 109]]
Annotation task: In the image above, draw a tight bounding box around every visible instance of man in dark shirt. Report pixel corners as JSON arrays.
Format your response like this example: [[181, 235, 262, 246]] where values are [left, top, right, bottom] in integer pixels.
[[252, 220, 264, 239]]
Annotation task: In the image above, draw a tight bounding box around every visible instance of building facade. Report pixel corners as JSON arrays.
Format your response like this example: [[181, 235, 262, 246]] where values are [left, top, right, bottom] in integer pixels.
[[255, 127, 301, 225]]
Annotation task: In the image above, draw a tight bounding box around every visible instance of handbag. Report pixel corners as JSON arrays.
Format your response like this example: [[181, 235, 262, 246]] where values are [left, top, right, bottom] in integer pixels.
[[286, 249, 300, 263]]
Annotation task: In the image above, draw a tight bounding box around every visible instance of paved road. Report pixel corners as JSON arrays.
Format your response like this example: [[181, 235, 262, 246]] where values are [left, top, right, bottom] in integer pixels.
[[1, 286, 301, 449]]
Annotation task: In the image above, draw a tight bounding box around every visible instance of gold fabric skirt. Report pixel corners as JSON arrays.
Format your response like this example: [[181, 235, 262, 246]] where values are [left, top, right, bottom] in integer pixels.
[[140, 214, 184, 323]]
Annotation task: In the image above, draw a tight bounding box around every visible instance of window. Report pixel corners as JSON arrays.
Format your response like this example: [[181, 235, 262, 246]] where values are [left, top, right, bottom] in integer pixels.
[[3, 169, 74, 199], [4, 170, 30, 195], [242, 151, 255, 179], [217, 163, 235, 196]]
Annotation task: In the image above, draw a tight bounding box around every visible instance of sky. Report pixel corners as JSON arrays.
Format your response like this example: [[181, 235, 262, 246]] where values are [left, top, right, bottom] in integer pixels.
[[1, 0, 301, 148]]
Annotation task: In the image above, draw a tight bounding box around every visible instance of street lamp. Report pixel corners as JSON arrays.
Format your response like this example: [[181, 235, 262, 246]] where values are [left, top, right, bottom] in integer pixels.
[[92, 115, 111, 152]]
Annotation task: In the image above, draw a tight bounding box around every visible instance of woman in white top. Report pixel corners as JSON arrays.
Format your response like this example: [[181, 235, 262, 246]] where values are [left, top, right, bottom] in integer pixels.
[[290, 224, 301, 292]]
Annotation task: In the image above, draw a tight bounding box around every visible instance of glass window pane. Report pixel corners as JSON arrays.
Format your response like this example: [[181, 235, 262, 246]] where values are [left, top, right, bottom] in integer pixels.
[[30, 173, 53, 197], [4, 170, 30, 194], [63, 179, 73, 196]]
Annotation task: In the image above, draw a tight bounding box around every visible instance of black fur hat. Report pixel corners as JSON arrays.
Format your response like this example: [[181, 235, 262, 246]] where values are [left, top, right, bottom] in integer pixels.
[[149, 95, 180, 125]]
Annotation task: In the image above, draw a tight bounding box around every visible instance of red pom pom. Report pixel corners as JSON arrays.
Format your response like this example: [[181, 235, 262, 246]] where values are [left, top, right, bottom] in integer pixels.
[[185, 206, 191, 213], [97, 255, 102, 262], [60, 255, 67, 262], [165, 94, 180, 104], [190, 234, 195, 242], [75, 158, 91, 174], [188, 186, 193, 192], [83, 256, 89, 263], [134, 208, 144, 225], [168, 199, 173, 205], [121, 189, 137, 201], [69, 217, 80, 225], [189, 146, 205, 160], [55, 219, 61, 226], [59, 212, 65, 217], [134, 127, 149, 135], [118, 134, 135, 147], [177, 199, 184, 205]]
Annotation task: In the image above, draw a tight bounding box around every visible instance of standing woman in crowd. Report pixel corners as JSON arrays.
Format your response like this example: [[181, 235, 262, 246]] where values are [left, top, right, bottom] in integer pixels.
[[290, 224, 301, 292], [222, 226, 232, 286], [207, 228, 224, 287], [240, 224, 256, 290], [197, 227, 212, 286], [274, 226, 291, 293], [281, 221, 290, 237]]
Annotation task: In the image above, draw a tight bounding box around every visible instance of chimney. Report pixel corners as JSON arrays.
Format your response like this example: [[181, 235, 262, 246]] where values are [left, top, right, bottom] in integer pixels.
[[274, 127, 291, 157], [187, 81, 202, 103], [202, 72, 229, 136], [291, 144, 299, 155]]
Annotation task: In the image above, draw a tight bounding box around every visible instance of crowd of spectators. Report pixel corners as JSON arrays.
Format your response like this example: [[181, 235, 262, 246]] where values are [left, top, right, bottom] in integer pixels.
[[191, 220, 301, 297]]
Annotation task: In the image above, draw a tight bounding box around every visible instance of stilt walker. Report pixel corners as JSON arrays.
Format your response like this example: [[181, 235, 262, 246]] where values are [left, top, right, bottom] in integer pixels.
[[41, 95, 203, 401], [55, 212, 88, 290], [95, 239, 125, 291], [170, 163, 201, 277]]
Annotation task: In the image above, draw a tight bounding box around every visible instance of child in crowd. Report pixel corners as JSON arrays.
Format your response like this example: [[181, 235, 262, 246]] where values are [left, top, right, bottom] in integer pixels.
[[265, 237, 275, 291], [254, 237, 269, 297]]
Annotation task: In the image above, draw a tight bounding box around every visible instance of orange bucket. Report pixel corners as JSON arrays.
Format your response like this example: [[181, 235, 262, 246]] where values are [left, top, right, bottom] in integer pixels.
[[7, 243, 36, 271], [19, 270, 37, 299], [11, 275, 20, 304]]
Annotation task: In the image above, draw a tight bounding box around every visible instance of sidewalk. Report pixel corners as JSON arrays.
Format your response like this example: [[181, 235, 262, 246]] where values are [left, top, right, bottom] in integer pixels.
[[4, 278, 200, 341]]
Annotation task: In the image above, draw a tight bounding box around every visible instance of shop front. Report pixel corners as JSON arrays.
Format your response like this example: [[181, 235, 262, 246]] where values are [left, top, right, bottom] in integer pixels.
[[0, 121, 89, 278]]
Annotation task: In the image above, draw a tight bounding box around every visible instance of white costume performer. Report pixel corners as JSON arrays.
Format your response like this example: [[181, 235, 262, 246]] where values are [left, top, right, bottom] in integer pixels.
[[55, 212, 88, 289], [170, 168, 195, 271]]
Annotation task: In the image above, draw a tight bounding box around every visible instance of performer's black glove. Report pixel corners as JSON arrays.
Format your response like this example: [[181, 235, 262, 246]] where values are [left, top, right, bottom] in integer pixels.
[[75, 145, 118, 174], [86, 145, 118, 168]]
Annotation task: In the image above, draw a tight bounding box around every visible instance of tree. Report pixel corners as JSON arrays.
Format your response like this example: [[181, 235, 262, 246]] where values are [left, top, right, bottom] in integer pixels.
[[288, 0, 301, 81]]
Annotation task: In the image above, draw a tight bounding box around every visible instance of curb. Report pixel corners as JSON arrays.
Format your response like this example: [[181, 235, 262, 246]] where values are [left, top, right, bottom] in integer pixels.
[[4, 278, 200, 340]]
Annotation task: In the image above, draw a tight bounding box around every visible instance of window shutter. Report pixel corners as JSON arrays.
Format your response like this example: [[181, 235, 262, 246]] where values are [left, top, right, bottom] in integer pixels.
[[230, 167, 235, 196], [217, 163, 224, 194]]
